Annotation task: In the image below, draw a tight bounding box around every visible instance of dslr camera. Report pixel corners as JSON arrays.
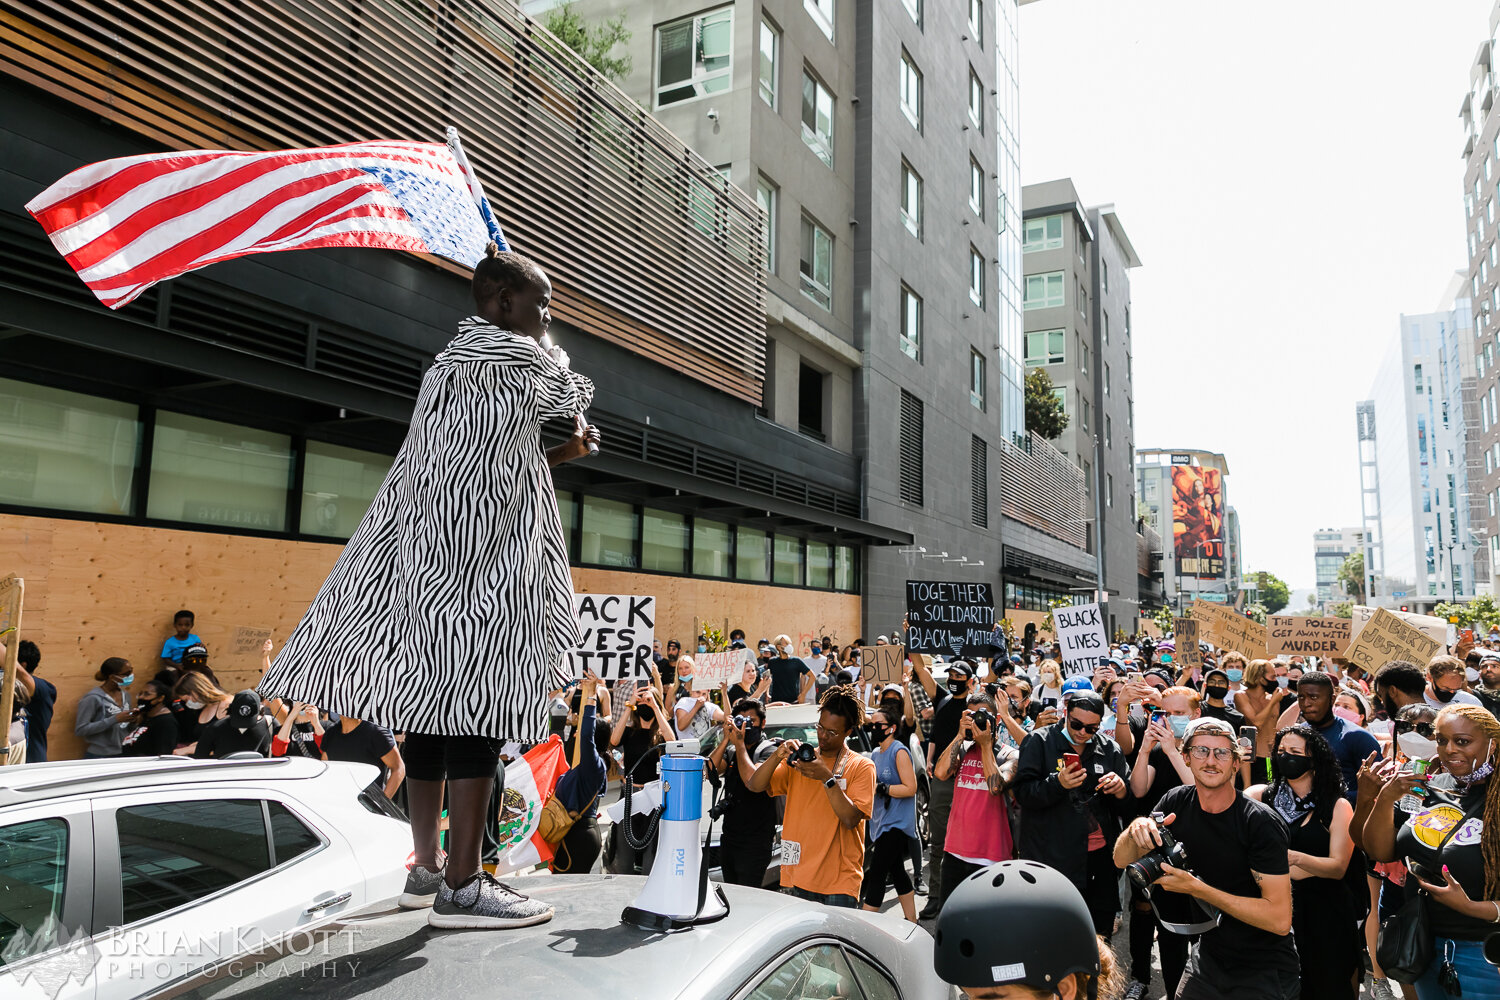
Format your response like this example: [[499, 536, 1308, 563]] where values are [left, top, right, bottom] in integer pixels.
[[792, 742, 819, 764], [971, 709, 996, 733], [1125, 812, 1190, 889]]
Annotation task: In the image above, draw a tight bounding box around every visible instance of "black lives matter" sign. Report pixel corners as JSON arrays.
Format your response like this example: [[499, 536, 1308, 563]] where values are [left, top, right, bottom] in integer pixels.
[[905, 581, 997, 658]]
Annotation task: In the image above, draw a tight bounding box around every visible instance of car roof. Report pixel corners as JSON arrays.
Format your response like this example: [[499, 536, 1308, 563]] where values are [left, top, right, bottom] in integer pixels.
[[162, 874, 936, 1000], [0, 756, 330, 808], [763, 703, 821, 725]]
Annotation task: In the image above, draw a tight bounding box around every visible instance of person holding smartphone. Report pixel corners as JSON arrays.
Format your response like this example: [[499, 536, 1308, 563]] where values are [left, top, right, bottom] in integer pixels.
[[1014, 691, 1130, 934], [931, 690, 1019, 910]]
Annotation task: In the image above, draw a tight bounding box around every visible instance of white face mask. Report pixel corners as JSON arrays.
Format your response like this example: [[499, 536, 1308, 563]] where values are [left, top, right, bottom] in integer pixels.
[[1398, 731, 1439, 762]]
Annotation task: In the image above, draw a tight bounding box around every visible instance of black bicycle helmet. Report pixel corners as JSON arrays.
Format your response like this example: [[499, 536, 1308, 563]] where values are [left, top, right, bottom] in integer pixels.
[[934, 860, 1100, 994]]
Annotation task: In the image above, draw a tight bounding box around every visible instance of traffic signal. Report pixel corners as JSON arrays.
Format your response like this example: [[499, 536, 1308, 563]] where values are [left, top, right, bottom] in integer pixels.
[[1400, 605, 1409, 612]]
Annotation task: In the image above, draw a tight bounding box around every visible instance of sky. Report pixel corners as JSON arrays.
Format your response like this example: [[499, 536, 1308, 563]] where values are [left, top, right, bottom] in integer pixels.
[[1018, 0, 1485, 591]]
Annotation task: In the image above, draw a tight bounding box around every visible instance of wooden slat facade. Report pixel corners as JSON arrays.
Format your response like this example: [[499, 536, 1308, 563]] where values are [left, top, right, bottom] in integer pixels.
[[998, 432, 1088, 549], [0, 0, 767, 403]]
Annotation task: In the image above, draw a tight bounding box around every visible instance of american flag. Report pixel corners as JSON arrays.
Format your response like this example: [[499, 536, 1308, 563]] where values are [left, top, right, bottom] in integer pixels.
[[25, 141, 492, 309]]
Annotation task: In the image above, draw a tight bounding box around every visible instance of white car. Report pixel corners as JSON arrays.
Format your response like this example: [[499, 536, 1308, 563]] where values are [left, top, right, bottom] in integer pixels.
[[0, 755, 409, 1000]]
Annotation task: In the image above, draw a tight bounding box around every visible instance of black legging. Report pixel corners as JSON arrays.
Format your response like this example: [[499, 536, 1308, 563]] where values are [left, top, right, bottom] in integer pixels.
[[1128, 881, 1190, 993], [862, 828, 915, 906]]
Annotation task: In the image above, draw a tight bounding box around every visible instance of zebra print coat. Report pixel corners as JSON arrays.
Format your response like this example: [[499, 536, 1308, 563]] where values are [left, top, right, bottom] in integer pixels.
[[260, 317, 594, 740]]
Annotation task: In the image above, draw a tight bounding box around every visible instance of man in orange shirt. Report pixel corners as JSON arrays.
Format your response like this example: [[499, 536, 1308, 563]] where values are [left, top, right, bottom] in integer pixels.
[[747, 686, 876, 906]]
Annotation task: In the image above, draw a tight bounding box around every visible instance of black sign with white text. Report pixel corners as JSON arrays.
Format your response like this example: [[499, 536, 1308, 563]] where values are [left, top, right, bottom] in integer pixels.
[[905, 581, 997, 658]]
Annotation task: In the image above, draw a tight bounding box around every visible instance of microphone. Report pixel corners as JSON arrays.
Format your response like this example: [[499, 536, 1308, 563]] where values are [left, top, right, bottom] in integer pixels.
[[543, 333, 598, 457]]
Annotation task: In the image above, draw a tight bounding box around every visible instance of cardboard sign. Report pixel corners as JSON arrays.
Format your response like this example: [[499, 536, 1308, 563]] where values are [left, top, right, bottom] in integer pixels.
[[1190, 600, 1269, 657], [571, 594, 655, 680], [230, 625, 274, 655], [905, 581, 996, 658], [1266, 616, 1351, 657], [1344, 607, 1443, 673], [1054, 603, 1108, 677], [693, 647, 754, 688], [1348, 606, 1448, 647], [0, 576, 23, 763], [1173, 618, 1202, 671], [858, 644, 906, 685]]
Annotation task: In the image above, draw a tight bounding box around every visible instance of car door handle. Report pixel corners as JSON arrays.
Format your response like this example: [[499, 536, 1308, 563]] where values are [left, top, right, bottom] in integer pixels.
[[304, 891, 352, 915]]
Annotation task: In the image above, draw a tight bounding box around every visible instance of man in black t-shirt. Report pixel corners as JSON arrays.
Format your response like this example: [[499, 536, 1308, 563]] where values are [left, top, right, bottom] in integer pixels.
[[765, 635, 812, 703], [709, 700, 778, 887], [1114, 718, 1298, 1000]]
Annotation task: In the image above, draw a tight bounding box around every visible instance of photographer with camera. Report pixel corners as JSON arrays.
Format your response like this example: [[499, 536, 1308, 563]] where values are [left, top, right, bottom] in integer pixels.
[[746, 685, 875, 907], [859, 706, 921, 921], [1014, 691, 1130, 934], [932, 690, 1019, 910], [1114, 718, 1298, 1000], [707, 698, 778, 887], [914, 659, 980, 918]]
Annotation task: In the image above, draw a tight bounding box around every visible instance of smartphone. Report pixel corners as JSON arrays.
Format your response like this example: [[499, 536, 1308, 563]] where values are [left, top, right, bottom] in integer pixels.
[[1128, 671, 1144, 684], [1063, 752, 1081, 771], [635, 679, 650, 691], [1150, 710, 1165, 726], [1239, 725, 1258, 752]]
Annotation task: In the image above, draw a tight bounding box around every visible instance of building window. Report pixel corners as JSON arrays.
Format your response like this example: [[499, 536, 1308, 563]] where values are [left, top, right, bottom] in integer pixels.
[[1024, 329, 1065, 365], [971, 434, 988, 528], [655, 7, 733, 107], [756, 176, 777, 272], [148, 411, 292, 532], [968, 0, 983, 45], [1413, 364, 1423, 394], [901, 161, 923, 238], [969, 157, 984, 217], [900, 0, 922, 27], [1023, 271, 1064, 309], [758, 17, 779, 107], [834, 545, 856, 590], [774, 534, 804, 585], [642, 508, 689, 573], [1023, 214, 1064, 252], [900, 52, 922, 130], [799, 215, 833, 309], [735, 525, 770, 581], [1080, 343, 1088, 376], [693, 518, 732, 577], [900, 285, 922, 361], [798, 362, 826, 440], [969, 245, 985, 305], [301, 441, 395, 538], [1051, 386, 1067, 415], [581, 496, 639, 568], [971, 350, 986, 410], [968, 68, 983, 130], [1104, 362, 1111, 395], [1105, 414, 1112, 449], [1102, 259, 1109, 294], [1081, 396, 1091, 432], [0, 377, 139, 516], [805, 0, 834, 40], [1106, 472, 1114, 508], [801, 71, 834, 166], [1102, 313, 1109, 344], [899, 389, 924, 506], [807, 541, 833, 588]]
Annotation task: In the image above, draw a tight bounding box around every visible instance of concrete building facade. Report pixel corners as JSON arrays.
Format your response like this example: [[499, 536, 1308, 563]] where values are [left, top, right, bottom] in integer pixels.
[[1312, 527, 1365, 604], [1136, 449, 1237, 612]]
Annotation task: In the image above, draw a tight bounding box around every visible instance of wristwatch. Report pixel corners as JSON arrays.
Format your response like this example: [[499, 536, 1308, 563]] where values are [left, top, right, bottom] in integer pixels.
[[824, 776, 837, 789]]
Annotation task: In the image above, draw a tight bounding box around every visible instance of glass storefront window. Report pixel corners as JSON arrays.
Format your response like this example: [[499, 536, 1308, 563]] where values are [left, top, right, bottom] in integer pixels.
[[556, 490, 577, 549], [807, 541, 832, 589], [694, 518, 732, 577], [581, 497, 638, 568], [642, 508, 688, 573], [736, 527, 770, 581], [0, 378, 140, 516], [300, 441, 393, 538], [148, 411, 292, 531], [773, 533, 803, 586], [835, 545, 856, 592]]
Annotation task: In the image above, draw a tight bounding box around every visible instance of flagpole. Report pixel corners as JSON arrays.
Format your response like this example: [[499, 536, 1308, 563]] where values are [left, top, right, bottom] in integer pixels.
[[446, 126, 508, 251]]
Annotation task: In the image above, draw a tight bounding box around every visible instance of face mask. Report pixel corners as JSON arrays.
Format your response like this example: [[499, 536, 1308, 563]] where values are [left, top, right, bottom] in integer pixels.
[[1276, 676, 1289, 689], [863, 723, 892, 744], [1333, 706, 1363, 726], [697, 645, 707, 654], [1432, 686, 1457, 703], [1204, 685, 1229, 701], [948, 679, 969, 696], [743, 725, 762, 745], [1168, 715, 1190, 738], [1226, 669, 1243, 683], [117, 674, 134, 687], [1398, 731, 1438, 761], [1274, 752, 1313, 780], [636, 706, 655, 723], [185, 699, 205, 710], [1467, 667, 1482, 683]]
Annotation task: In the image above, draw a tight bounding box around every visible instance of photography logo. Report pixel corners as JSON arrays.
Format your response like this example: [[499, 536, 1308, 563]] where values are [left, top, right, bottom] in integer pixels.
[[1, 918, 100, 999]]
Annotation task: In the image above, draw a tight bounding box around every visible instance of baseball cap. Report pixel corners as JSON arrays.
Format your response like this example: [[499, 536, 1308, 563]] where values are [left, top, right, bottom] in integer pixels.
[[1060, 676, 1093, 699], [228, 690, 262, 733], [183, 643, 208, 660], [1144, 668, 1173, 686], [1182, 717, 1237, 744], [948, 661, 975, 680]]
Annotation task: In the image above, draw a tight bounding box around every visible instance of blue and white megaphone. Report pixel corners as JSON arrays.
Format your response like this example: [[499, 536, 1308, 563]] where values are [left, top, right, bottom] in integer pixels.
[[621, 739, 730, 932]]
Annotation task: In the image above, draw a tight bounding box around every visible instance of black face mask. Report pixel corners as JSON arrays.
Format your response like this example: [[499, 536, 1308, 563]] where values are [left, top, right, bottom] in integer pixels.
[[948, 679, 969, 696], [1274, 752, 1313, 780], [1433, 687, 1457, 703], [863, 723, 892, 745], [1204, 685, 1229, 701], [743, 725, 762, 745], [636, 706, 655, 723]]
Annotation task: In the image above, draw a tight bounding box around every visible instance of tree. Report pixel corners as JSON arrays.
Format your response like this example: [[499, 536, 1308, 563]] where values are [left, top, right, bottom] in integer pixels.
[[544, 4, 632, 82], [1337, 551, 1366, 604], [1025, 368, 1069, 440], [1434, 595, 1500, 632], [1247, 570, 1290, 615], [1329, 601, 1353, 619], [1243, 602, 1268, 625]]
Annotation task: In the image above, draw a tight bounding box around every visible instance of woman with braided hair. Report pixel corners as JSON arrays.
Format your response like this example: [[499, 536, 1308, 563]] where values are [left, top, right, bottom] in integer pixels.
[[746, 684, 877, 907], [1365, 703, 1500, 999]]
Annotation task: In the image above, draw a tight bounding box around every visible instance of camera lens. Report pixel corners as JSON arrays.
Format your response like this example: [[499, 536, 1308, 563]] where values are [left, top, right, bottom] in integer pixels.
[[794, 743, 817, 764]]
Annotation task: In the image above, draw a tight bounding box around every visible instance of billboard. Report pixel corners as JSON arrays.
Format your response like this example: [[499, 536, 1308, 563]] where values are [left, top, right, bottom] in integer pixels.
[[1172, 464, 1224, 578]]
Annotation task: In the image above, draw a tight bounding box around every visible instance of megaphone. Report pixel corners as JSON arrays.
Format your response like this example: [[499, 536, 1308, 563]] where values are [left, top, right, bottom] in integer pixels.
[[621, 740, 729, 932]]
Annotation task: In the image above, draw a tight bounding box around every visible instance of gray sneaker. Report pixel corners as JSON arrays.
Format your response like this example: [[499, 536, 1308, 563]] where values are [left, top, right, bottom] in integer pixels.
[[427, 872, 555, 929], [398, 855, 446, 909], [1368, 978, 1398, 1000]]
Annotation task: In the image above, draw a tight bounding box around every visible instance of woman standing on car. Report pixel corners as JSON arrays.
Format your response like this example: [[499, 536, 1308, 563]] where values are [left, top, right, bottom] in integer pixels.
[[75, 657, 134, 758], [860, 706, 920, 921]]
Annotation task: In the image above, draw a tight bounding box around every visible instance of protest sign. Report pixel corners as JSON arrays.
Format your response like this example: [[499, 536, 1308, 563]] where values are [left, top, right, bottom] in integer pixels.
[[0, 575, 22, 765], [694, 648, 754, 688], [1344, 607, 1442, 673], [1054, 603, 1108, 677], [230, 625, 274, 655], [1266, 616, 1351, 657], [905, 581, 996, 658], [1173, 618, 1202, 671], [571, 594, 655, 680], [1190, 600, 1268, 656], [1348, 605, 1447, 647], [858, 645, 906, 685]]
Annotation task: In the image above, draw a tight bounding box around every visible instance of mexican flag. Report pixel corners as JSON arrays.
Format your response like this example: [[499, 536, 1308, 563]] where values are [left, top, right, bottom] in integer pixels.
[[494, 736, 569, 875]]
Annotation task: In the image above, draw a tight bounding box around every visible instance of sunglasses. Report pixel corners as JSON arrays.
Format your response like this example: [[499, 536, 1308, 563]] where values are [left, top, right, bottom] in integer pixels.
[[1395, 721, 1436, 739], [1067, 718, 1101, 735]]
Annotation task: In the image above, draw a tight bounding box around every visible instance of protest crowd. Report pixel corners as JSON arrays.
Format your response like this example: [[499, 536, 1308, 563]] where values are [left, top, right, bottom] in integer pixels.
[[13, 600, 1500, 1000]]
